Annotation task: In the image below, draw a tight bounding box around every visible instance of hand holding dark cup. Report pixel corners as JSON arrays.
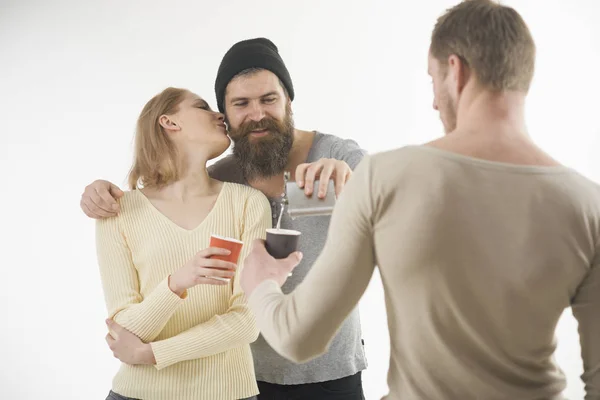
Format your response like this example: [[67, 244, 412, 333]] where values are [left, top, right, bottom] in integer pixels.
[[265, 229, 301, 259]]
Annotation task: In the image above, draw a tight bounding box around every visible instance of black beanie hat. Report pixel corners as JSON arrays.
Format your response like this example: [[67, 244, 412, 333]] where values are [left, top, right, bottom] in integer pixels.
[[214, 37, 295, 113]]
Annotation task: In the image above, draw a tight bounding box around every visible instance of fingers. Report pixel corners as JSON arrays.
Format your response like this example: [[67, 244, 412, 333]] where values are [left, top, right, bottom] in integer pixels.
[[302, 162, 324, 196], [196, 257, 237, 270], [105, 328, 120, 360], [197, 247, 232, 259], [87, 202, 115, 218], [195, 265, 236, 280], [295, 163, 310, 188], [336, 169, 352, 197], [195, 277, 230, 286], [334, 179, 344, 198], [105, 333, 115, 348], [334, 166, 353, 198], [96, 187, 120, 213], [81, 193, 113, 219], [194, 255, 238, 280], [105, 318, 122, 334], [344, 168, 352, 183], [110, 183, 125, 199], [282, 251, 303, 272], [331, 163, 351, 197], [296, 159, 347, 197], [82, 187, 118, 218], [317, 163, 336, 199], [81, 198, 98, 219]]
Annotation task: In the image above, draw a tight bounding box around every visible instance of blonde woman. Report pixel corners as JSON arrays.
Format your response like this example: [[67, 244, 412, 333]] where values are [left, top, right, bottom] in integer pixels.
[[96, 87, 271, 400]]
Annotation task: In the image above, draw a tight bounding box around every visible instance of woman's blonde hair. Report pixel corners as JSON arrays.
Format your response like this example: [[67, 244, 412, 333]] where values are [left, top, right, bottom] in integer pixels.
[[128, 87, 189, 189]]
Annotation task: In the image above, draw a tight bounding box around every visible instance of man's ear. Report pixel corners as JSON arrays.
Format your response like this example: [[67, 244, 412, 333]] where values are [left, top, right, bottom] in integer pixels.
[[447, 54, 471, 96]]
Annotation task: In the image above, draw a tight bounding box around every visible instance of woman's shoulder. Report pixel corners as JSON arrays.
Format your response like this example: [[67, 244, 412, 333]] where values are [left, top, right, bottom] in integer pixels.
[[109, 190, 148, 222], [119, 189, 145, 208], [222, 182, 269, 202], [219, 182, 271, 215], [95, 190, 145, 231]]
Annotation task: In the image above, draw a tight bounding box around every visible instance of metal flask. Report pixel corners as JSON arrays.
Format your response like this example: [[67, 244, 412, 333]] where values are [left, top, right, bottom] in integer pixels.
[[282, 171, 336, 219]]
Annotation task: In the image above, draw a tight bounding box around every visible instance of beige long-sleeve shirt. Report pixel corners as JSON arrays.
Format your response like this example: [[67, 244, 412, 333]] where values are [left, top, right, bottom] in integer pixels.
[[249, 145, 600, 400]]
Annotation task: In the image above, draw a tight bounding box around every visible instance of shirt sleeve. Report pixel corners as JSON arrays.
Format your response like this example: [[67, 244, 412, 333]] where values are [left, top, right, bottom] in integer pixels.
[[329, 136, 368, 170], [248, 155, 377, 363], [571, 242, 600, 400], [150, 191, 272, 370], [96, 215, 185, 343]]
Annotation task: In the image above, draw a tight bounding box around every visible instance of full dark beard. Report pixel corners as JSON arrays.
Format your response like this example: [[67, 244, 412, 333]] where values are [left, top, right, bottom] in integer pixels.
[[229, 106, 295, 181]]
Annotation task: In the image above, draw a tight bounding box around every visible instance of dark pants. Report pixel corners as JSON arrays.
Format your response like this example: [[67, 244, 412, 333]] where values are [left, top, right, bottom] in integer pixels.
[[106, 391, 139, 400], [107, 390, 256, 400], [257, 372, 364, 400]]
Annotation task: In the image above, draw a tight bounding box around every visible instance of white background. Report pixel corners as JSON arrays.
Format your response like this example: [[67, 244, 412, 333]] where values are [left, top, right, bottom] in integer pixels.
[[1, 0, 599, 399]]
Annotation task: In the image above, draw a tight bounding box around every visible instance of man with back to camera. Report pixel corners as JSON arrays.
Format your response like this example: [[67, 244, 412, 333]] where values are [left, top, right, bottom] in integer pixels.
[[239, 1, 600, 399]]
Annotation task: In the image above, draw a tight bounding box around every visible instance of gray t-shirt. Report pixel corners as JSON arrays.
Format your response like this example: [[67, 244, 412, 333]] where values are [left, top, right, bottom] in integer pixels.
[[208, 131, 368, 384]]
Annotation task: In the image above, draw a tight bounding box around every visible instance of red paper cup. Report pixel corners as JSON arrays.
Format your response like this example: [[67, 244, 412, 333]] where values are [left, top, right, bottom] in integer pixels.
[[209, 234, 244, 264], [208, 235, 244, 282]]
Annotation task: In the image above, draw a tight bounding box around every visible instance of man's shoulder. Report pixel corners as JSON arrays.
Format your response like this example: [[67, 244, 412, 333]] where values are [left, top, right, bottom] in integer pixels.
[[310, 131, 367, 168], [312, 131, 360, 150], [369, 146, 419, 164], [362, 146, 430, 186], [208, 154, 245, 184]]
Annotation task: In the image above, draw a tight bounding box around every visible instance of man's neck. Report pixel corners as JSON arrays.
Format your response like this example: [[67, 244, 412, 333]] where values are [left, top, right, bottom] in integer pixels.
[[429, 91, 560, 167], [455, 89, 529, 137], [248, 129, 315, 198], [287, 129, 316, 179]]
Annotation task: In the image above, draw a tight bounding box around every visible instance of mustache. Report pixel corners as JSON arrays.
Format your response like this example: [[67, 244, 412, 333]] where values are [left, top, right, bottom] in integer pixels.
[[237, 117, 282, 137]]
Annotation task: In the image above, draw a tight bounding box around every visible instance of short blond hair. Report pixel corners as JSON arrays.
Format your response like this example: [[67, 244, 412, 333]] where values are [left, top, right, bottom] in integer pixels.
[[430, 0, 536, 92], [128, 87, 189, 190]]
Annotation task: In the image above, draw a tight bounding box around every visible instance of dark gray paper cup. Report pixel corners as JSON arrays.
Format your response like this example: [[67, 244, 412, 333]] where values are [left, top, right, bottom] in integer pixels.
[[265, 229, 301, 259]]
